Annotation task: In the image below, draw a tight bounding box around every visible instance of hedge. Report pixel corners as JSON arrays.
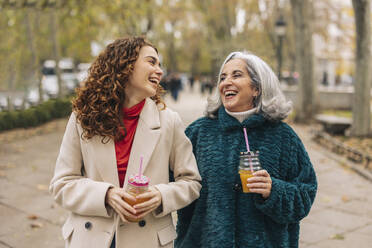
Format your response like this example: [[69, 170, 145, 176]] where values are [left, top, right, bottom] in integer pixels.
[[0, 98, 72, 132]]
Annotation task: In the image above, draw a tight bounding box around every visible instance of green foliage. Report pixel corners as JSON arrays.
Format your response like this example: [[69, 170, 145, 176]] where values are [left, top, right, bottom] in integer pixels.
[[0, 98, 72, 132], [0, 0, 294, 91]]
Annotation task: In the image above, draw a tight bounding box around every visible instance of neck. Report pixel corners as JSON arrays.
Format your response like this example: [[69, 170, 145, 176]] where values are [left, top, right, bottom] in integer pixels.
[[124, 96, 146, 108]]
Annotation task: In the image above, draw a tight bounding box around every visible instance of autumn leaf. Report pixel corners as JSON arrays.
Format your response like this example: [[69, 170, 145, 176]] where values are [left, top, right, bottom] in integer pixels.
[[341, 195, 351, 203], [330, 234, 345, 240], [30, 222, 43, 229], [27, 215, 38, 220]]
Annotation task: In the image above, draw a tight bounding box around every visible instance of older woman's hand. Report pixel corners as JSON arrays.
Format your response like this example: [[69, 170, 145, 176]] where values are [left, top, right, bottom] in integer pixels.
[[132, 186, 162, 218], [247, 170, 272, 199], [105, 187, 138, 222]]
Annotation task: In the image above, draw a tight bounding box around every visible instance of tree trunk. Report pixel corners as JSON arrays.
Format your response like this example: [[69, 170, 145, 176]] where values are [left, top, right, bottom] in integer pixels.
[[290, 0, 316, 122], [50, 9, 63, 98], [351, 0, 371, 136], [24, 10, 43, 104]]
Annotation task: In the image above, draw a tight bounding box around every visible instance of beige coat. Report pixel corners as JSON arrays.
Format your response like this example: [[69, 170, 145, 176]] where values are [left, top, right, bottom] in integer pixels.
[[49, 98, 201, 248]]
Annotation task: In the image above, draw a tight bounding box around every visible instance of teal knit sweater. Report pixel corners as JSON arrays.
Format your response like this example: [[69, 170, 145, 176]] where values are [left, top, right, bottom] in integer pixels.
[[175, 107, 317, 248]]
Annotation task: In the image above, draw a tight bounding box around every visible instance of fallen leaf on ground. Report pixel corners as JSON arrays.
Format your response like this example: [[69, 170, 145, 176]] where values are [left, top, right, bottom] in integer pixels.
[[36, 184, 48, 191], [30, 222, 43, 229], [27, 214, 38, 220], [330, 234, 345, 240], [320, 196, 331, 203], [341, 195, 351, 203]]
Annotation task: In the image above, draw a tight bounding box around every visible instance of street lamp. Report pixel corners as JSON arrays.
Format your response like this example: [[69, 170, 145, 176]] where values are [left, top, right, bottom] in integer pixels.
[[275, 15, 286, 82]]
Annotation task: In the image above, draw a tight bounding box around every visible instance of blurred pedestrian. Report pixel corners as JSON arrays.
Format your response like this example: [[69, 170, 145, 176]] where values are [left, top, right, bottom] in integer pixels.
[[50, 36, 201, 248], [169, 73, 182, 101], [188, 75, 195, 92], [176, 51, 317, 248]]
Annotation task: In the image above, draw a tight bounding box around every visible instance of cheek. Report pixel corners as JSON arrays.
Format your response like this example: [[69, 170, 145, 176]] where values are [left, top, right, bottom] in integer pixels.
[[218, 83, 224, 93]]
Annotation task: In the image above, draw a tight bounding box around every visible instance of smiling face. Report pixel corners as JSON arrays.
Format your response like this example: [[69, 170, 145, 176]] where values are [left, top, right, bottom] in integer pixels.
[[124, 46, 163, 107], [218, 58, 259, 112]]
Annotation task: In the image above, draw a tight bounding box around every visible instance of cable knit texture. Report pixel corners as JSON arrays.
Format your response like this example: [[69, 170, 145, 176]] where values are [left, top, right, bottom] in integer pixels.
[[175, 107, 317, 248]]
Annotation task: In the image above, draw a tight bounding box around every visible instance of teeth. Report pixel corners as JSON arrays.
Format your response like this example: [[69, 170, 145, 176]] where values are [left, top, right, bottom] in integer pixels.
[[224, 90, 237, 97], [149, 78, 158, 84]]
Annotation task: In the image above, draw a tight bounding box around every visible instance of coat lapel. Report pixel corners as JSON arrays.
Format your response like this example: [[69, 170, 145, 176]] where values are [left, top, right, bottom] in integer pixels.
[[124, 98, 161, 187], [90, 136, 120, 187]]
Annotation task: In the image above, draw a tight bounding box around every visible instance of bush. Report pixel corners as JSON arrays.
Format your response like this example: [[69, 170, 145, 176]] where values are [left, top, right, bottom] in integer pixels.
[[0, 97, 72, 132]]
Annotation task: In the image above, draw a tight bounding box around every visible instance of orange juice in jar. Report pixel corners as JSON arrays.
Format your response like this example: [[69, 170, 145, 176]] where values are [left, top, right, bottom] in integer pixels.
[[238, 151, 262, 193], [123, 175, 150, 222]]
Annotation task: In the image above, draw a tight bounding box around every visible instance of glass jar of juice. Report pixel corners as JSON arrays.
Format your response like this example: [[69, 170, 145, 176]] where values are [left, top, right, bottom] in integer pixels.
[[238, 151, 262, 193], [124, 175, 151, 222]]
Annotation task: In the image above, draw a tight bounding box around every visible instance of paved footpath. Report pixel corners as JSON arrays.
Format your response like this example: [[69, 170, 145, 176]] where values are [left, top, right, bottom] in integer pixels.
[[0, 86, 371, 247]]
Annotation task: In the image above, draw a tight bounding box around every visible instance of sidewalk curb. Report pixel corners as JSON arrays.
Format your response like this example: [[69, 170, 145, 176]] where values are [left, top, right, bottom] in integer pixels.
[[315, 142, 372, 183]]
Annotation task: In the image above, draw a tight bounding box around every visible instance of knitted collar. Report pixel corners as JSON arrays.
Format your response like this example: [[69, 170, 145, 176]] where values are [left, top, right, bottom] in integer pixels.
[[218, 106, 267, 131]]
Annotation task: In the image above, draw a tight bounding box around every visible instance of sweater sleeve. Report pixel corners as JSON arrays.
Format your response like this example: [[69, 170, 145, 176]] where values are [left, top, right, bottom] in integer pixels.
[[153, 112, 202, 217], [49, 113, 114, 217], [253, 133, 317, 224]]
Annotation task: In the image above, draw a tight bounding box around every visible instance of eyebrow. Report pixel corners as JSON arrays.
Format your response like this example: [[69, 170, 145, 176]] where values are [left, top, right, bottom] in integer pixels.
[[221, 69, 244, 76], [145, 56, 162, 67]]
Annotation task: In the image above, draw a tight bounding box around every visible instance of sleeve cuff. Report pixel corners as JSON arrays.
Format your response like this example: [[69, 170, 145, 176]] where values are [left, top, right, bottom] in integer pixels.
[[152, 184, 170, 218], [254, 177, 280, 210]]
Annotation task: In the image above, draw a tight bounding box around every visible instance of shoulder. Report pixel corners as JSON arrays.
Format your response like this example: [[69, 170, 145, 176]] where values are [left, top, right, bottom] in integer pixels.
[[159, 106, 182, 124], [267, 122, 308, 156], [186, 116, 216, 132], [265, 120, 298, 138]]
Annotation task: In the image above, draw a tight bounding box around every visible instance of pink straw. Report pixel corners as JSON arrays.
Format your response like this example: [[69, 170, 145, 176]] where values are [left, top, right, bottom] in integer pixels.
[[243, 128, 250, 152], [243, 128, 253, 172], [138, 155, 143, 179]]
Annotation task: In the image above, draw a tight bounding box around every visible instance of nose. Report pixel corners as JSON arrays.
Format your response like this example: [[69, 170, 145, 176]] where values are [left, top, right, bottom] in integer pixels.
[[219, 76, 233, 89], [156, 65, 163, 78]]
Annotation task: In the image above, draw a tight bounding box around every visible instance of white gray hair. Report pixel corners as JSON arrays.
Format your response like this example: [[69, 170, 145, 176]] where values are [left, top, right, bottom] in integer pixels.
[[205, 51, 292, 121]]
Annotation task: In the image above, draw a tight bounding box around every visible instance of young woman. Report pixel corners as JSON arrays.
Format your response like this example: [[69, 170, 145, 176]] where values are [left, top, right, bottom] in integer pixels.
[[50, 37, 201, 248]]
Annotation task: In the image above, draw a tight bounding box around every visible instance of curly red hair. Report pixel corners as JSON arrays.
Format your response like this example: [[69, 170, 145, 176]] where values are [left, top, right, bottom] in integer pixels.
[[72, 36, 165, 142]]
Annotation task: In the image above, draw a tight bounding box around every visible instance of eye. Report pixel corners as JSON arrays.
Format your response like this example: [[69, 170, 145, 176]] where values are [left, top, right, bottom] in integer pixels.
[[220, 76, 226, 81], [149, 60, 156, 65], [233, 73, 241, 78]]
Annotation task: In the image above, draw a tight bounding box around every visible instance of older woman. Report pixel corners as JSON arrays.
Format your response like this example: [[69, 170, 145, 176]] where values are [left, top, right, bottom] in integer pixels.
[[175, 51, 317, 248], [49, 37, 201, 248]]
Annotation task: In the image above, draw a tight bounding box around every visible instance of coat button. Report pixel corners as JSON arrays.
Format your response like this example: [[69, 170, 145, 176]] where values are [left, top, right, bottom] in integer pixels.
[[233, 184, 241, 191], [138, 220, 146, 227], [85, 221, 92, 230]]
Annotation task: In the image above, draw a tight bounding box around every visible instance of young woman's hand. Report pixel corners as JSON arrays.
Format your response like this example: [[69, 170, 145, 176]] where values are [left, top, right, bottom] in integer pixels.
[[105, 187, 138, 222], [246, 170, 272, 199], [132, 186, 162, 218]]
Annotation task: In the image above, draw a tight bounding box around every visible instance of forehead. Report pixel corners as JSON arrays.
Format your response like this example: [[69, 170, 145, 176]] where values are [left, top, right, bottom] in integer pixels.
[[222, 58, 247, 73], [138, 46, 158, 59]]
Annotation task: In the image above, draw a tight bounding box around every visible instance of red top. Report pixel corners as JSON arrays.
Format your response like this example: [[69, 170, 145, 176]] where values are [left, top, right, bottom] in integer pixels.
[[115, 100, 145, 187]]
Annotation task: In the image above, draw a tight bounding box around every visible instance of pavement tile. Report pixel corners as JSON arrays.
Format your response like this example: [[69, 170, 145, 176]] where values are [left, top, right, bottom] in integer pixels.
[[0, 220, 63, 248], [357, 224, 372, 235], [300, 221, 344, 244], [0, 204, 22, 236], [0, 202, 63, 248], [304, 208, 370, 231], [305, 232, 372, 248], [331, 198, 372, 219]]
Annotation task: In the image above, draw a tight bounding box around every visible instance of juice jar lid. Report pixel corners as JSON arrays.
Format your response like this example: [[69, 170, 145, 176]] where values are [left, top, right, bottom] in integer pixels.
[[128, 175, 149, 187]]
